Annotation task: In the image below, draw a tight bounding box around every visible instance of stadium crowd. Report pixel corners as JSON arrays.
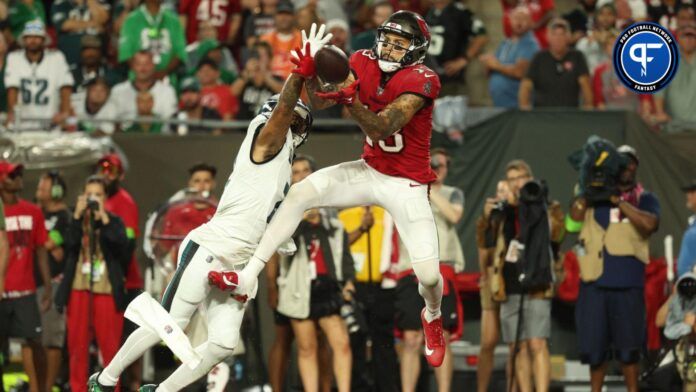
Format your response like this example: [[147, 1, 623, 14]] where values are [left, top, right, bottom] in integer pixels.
[[1, 0, 696, 392], [0, 0, 694, 133]]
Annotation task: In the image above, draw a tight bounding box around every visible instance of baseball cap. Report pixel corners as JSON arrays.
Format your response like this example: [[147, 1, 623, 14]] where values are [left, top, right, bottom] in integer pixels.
[[277, 0, 295, 14], [180, 77, 201, 92], [548, 17, 571, 31], [617, 144, 639, 165], [0, 161, 24, 179], [97, 154, 124, 174], [81, 34, 101, 49], [21, 20, 47, 39], [682, 178, 696, 192]]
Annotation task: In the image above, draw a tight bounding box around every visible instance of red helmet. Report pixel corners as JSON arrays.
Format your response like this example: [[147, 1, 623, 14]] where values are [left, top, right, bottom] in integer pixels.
[[374, 11, 431, 72]]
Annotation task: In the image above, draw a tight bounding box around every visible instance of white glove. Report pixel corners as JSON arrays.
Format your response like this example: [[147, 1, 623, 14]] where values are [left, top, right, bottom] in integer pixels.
[[292, 23, 333, 60]]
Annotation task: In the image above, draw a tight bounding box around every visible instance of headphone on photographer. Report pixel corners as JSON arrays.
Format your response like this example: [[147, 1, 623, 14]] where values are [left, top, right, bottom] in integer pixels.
[[47, 170, 66, 200]]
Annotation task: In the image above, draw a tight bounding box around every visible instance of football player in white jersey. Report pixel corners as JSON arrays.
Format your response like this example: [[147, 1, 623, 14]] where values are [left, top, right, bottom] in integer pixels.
[[87, 33, 327, 392], [4, 20, 74, 131]]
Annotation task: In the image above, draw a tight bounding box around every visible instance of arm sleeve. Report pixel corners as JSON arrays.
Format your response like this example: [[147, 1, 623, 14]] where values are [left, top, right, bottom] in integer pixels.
[[4, 55, 20, 88], [118, 14, 138, 63], [449, 188, 465, 208], [33, 208, 48, 247], [170, 13, 188, 62]]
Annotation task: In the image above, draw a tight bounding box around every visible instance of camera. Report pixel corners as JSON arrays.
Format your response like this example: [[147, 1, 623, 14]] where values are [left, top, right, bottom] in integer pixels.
[[87, 195, 100, 211], [340, 298, 367, 335], [519, 180, 548, 205]]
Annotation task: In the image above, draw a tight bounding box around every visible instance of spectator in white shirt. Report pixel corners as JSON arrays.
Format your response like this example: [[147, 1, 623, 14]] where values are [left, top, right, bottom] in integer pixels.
[[74, 77, 118, 136]]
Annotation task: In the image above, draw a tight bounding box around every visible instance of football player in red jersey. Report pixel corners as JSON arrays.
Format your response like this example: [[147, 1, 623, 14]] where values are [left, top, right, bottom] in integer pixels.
[[222, 17, 447, 368]]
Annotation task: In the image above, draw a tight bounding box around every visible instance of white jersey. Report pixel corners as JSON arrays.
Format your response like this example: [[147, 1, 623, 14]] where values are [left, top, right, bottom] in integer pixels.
[[4, 49, 74, 129], [189, 114, 294, 265]]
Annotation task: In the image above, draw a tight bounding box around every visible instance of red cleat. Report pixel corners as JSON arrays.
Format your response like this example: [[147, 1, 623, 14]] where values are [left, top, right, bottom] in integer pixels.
[[421, 308, 445, 367]]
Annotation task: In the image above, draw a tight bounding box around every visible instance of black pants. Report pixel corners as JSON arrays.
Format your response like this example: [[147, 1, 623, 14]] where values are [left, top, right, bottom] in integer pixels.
[[350, 283, 400, 392]]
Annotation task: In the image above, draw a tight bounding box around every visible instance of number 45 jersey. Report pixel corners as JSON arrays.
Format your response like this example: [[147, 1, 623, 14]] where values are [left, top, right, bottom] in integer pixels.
[[5, 49, 74, 126], [350, 49, 441, 185]]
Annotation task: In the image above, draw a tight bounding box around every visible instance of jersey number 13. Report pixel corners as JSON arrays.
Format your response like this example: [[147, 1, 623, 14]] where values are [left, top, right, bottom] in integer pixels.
[[366, 130, 404, 153]]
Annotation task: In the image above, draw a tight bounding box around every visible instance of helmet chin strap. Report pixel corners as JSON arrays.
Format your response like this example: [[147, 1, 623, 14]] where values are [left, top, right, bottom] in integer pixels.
[[378, 59, 402, 73]]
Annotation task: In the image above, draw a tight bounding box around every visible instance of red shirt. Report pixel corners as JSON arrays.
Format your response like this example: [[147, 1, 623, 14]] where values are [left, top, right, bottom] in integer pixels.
[[502, 0, 554, 49], [179, 0, 241, 43], [349, 50, 441, 184], [105, 188, 142, 289], [160, 201, 216, 264], [309, 238, 328, 276], [3, 199, 47, 293], [201, 85, 239, 119]]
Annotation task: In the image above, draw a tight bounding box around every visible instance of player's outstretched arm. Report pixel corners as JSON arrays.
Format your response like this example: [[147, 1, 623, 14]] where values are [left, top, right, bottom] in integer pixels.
[[305, 77, 338, 111], [347, 93, 425, 141], [253, 74, 305, 161]]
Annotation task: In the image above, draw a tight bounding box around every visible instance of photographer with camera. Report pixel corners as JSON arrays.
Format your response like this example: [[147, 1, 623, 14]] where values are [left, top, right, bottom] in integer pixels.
[[396, 148, 465, 392], [484, 160, 565, 392], [274, 155, 355, 392], [55, 175, 130, 392], [570, 145, 660, 392], [664, 272, 696, 390]]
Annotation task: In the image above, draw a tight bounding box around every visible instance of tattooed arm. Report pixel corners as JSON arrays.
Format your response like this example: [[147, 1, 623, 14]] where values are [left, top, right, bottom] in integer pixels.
[[253, 74, 305, 162], [347, 93, 425, 141], [305, 77, 338, 110]]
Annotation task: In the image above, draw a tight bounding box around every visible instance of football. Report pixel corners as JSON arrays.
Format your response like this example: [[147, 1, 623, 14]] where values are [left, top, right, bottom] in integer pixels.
[[315, 45, 350, 84]]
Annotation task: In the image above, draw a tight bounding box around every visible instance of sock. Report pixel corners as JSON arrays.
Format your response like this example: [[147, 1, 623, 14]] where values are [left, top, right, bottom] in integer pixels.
[[99, 327, 160, 386], [418, 276, 443, 323], [158, 342, 233, 392]]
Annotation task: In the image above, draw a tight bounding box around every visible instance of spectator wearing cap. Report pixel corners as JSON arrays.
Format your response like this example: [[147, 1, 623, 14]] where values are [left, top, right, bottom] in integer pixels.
[[70, 34, 124, 103], [55, 175, 129, 392], [196, 58, 238, 120], [678, 179, 696, 277], [260, 1, 302, 79], [351, 1, 394, 50], [185, 22, 239, 83], [7, 0, 46, 43], [501, 0, 555, 49], [51, 0, 110, 68], [179, 0, 242, 45], [653, 23, 696, 133], [118, 0, 187, 80], [111, 50, 177, 126], [570, 146, 660, 392], [4, 20, 74, 130], [231, 42, 283, 119], [176, 77, 222, 134], [0, 161, 52, 392], [519, 18, 593, 109], [95, 153, 142, 326], [34, 171, 72, 392], [243, 0, 280, 48], [480, 6, 539, 108], [74, 77, 118, 136]]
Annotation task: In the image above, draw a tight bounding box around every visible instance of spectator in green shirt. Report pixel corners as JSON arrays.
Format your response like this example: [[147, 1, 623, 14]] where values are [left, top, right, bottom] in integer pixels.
[[118, 0, 187, 80], [7, 0, 46, 44], [51, 0, 110, 68]]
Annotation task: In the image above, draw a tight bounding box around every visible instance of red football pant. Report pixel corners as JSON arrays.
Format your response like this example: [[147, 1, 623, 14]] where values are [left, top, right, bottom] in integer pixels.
[[66, 290, 124, 392]]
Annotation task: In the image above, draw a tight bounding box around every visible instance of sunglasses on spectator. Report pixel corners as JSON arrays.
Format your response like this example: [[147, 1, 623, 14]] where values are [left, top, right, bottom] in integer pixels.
[[99, 162, 120, 175]]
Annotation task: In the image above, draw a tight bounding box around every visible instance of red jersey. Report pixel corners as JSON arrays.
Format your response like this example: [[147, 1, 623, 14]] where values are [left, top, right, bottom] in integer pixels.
[[160, 201, 216, 263], [3, 199, 47, 293], [502, 0, 554, 49], [179, 0, 241, 43], [105, 188, 142, 289], [201, 85, 239, 119], [349, 50, 441, 184]]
